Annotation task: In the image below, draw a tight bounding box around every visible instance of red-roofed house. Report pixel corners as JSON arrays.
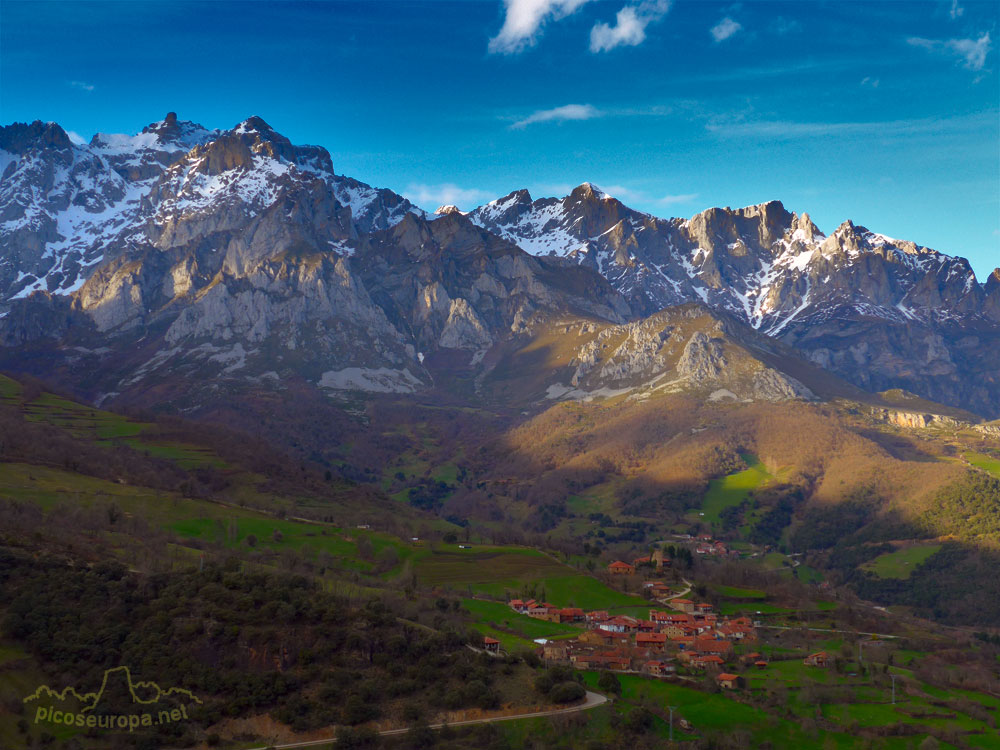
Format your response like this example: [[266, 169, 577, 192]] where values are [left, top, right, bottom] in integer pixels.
[[685, 654, 725, 669], [586, 610, 610, 625], [670, 598, 695, 614], [804, 652, 829, 667], [695, 638, 733, 656], [608, 560, 635, 575], [601, 615, 640, 633], [483, 637, 500, 653], [644, 660, 676, 676], [557, 607, 584, 623], [636, 632, 668, 650], [717, 673, 739, 689]]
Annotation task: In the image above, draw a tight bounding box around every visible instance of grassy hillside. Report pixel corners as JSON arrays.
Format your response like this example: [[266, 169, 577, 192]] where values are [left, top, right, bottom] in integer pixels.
[[3, 374, 1000, 748]]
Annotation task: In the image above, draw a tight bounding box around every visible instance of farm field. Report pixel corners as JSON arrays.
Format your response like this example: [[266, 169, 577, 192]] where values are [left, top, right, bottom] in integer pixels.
[[0, 459, 416, 577], [712, 584, 767, 599], [413, 548, 651, 609], [966, 450, 1000, 479], [579, 671, 867, 748], [696, 453, 772, 527], [3, 376, 228, 470], [461, 599, 581, 641], [862, 544, 943, 579], [572, 667, 995, 749]]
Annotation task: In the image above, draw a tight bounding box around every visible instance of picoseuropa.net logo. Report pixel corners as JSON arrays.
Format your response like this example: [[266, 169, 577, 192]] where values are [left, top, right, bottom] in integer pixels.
[[24, 665, 202, 733]]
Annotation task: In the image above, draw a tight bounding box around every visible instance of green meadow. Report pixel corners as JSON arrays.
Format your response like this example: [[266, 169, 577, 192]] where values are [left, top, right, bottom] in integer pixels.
[[966, 450, 1000, 479], [862, 544, 943, 579], [414, 547, 651, 610], [698, 453, 772, 527]]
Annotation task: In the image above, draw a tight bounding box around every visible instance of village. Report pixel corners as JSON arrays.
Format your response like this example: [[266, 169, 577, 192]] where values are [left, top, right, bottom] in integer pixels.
[[485, 548, 831, 693]]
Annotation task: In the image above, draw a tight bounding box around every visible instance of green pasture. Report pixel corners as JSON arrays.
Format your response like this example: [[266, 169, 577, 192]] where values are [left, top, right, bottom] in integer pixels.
[[861, 544, 943, 580], [713, 584, 767, 599], [461, 599, 581, 641], [414, 548, 650, 609], [965, 451, 1000, 479], [698, 453, 772, 527]]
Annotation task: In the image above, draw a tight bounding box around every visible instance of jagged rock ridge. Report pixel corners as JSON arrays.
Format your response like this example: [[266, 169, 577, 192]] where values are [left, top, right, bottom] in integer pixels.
[[470, 185, 1000, 416], [1, 115, 998, 417]]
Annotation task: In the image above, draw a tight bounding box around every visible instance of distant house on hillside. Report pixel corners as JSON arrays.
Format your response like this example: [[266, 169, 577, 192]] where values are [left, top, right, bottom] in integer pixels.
[[717, 673, 739, 689], [558, 607, 585, 623], [601, 615, 640, 633], [483, 637, 500, 654], [804, 652, 829, 667], [608, 560, 635, 575], [644, 659, 675, 676]]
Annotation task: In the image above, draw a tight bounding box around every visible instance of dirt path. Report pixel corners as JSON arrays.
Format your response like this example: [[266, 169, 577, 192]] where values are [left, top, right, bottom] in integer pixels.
[[243, 690, 608, 750]]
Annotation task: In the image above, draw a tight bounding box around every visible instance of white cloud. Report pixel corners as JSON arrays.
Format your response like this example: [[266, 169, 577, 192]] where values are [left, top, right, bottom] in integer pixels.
[[950, 0, 964, 20], [511, 103, 602, 129], [706, 111, 994, 140], [66, 131, 86, 145], [403, 183, 493, 211], [860, 76, 880, 88], [908, 32, 991, 71], [589, 0, 671, 53], [658, 193, 699, 205], [69, 80, 94, 92], [489, 0, 593, 54], [710, 16, 742, 43]]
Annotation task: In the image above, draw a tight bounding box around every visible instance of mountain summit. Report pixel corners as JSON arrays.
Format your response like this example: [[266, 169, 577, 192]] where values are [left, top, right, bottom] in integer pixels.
[[1, 115, 998, 417]]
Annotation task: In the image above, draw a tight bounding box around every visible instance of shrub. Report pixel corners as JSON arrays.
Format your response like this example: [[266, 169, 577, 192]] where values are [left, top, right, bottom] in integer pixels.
[[549, 681, 585, 703]]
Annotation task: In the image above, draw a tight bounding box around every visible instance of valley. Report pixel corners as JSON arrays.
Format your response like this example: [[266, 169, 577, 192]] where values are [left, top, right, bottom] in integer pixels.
[[2, 372, 1000, 749], [0, 109, 998, 749]]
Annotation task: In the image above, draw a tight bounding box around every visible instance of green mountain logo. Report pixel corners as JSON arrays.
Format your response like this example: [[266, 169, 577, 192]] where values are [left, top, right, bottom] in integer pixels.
[[24, 666, 201, 715]]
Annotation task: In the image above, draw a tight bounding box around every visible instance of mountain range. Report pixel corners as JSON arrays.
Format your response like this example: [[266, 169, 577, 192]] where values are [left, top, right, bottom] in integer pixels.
[[1, 113, 998, 419]]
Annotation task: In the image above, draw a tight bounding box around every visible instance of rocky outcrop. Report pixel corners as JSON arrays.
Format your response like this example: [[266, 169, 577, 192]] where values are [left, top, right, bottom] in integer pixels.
[[546, 305, 821, 404], [676, 331, 726, 381], [975, 421, 1000, 437], [350, 211, 631, 356], [871, 408, 968, 430]]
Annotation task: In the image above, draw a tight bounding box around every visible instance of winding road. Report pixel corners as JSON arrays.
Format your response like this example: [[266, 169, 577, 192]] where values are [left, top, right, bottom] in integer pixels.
[[244, 690, 608, 750]]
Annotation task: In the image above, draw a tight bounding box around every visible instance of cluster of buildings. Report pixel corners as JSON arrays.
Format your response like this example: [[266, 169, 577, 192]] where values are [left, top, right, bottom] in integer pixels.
[[508, 599, 585, 623], [607, 549, 670, 576], [517, 596, 762, 686]]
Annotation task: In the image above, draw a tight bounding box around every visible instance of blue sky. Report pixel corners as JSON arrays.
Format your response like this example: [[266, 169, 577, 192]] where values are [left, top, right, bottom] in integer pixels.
[[2, 0, 998, 278]]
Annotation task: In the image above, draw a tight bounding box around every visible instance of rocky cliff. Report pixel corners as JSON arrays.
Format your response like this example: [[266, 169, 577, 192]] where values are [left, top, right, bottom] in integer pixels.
[[2, 115, 998, 417], [470, 186, 1000, 416]]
